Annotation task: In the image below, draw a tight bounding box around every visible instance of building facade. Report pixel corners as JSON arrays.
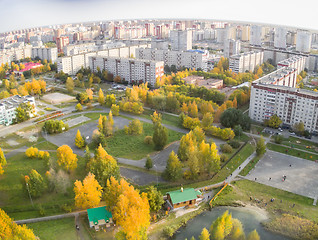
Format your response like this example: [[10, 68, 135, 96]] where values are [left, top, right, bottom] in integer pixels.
[[249, 83, 318, 133], [250, 25, 262, 46], [224, 39, 241, 58], [170, 30, 192, 51], [229, 51, 264, 73], [136, 48, 208, 71], [32, 47, 58, 63], [277, 55, 307, 75], [56, 36, 69, 53], [296, 31, 312, 53], [0, 95, 36, 126], [274, 27, 287, 49], [89, 56, 164, 86]]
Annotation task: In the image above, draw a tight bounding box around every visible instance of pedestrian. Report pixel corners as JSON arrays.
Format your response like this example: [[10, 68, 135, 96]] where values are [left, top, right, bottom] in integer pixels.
[[292, 203, 295, 208], [265, 203, 267, 206], [239, 166, 241, 170], [255, 177, 257, 181], [269, 177, 271, 181], [289, 164, 292, 167]]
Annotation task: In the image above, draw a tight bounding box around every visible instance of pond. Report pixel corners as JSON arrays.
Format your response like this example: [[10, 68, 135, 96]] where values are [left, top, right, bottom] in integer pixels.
[[173, 206, 291, 240]]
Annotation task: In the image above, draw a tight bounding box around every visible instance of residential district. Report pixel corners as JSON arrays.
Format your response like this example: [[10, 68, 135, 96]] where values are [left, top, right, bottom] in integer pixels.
[[0, 19, 318, 240]]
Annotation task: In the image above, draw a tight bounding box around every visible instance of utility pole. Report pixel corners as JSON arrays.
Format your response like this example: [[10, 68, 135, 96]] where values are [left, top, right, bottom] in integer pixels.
[[26, 182, 34, 207]]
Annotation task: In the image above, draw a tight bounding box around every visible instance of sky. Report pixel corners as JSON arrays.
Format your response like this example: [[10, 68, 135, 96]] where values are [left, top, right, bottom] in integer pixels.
[[0, 0, 317, 33]]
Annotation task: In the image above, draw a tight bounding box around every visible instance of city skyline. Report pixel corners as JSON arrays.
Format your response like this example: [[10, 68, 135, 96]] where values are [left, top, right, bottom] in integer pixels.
[[1, 0, 318, 33]]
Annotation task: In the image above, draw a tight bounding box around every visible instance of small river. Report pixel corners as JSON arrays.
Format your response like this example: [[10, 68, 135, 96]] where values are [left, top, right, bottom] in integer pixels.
[[173, 206, 291, 240]]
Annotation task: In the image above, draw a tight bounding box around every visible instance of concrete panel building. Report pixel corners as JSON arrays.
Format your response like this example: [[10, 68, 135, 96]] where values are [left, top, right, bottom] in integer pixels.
[[229, 51, 264, 73], [250, 25, 262, 46], [224, 39, 241, 58], [32, 47, 58, 63], [170, 30, 192, 51], [296, 31, 312, 53], [274, 27, 287, 49], [89, 56, 164, 86]]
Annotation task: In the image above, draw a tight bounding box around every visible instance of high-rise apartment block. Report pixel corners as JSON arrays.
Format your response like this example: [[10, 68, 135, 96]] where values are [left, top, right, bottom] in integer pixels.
[[296, 30, 312, 53], [250, 25, 262, 46], [89, 57, 164, 86], [274, 27, 287, 49], [229, 51, 264, 73], [223, 39, 241, 58], [56, 36, 69, 53], [170, 30, 192, 51], [32, 47, 58, 63], [277, 55, 307, 75]]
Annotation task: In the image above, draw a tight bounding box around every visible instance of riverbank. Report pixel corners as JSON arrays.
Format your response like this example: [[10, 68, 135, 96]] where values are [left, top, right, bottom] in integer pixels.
[[212, 179, 318, 239]]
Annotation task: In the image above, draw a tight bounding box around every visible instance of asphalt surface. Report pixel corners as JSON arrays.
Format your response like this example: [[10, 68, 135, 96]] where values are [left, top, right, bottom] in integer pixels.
[[245, 150, 318, 199]]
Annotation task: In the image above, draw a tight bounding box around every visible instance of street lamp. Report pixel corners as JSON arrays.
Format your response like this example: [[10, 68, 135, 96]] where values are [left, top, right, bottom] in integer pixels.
[[153, 164, 159, 187]]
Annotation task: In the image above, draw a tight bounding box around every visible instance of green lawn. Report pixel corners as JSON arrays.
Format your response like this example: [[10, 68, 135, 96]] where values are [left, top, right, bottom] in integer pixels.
[[0, 151, 88, 220], [239, 154, 262, 176], [33, 141, 58, 150], [140, 109, 182, 128], [267, 143, 318, 161], [101, 122, 184, 160], [27, 217, 78, 240], [210, 143, 255, 184]]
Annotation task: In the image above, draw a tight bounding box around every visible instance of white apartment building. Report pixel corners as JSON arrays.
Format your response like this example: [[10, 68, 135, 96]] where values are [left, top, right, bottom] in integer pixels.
[[0, 95, 37, 126], [63, 42, 97, 56], [136, 48, 208, 71], [170, 30, 192, 51], [296, 31, 312, 53], [250, 25, 262, 46], [274, 27, 287, 49], [32, 47, 58, 63], [253, 67, 297, 88], [0, 45, 32, 65], [229, 51, 264, 73], [277, 55, 307, 75], [57, 44, 150, 75], [240, 26, 250, 42], [89, 56, 164, 86], [224, 39, 241, 58], [249, 83, 318, 133]]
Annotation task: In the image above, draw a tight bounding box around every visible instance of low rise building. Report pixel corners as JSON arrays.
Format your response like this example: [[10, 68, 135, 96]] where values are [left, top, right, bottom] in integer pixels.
[[87, 206, 113, 231], [183, 75, 223, 89], [89, 56, 164, 86], [166, 188, 201, 210], [0, 95, 36, 125]]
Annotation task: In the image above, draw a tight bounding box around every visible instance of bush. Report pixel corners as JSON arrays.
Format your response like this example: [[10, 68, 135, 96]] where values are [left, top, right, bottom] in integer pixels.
[[43, 120, 68, 134], [274, 134, 284, 144], [220, 154, 228, 163], [124, 119, 143, 135], [144, 136, 153, 145], [25, 147, 39, 158], [220, 143, 233, 153], [163, 226, 174, 238], [228, 140, 241, 149]]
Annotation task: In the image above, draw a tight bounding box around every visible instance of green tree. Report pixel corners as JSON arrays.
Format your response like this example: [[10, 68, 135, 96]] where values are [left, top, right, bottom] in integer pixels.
[[146, 186, 164, 212], [145, 155, 153, 170], [153, 123, 168, 150], [105, 94, 116, 107], [199, 228, 210, 240], [25, 169, 46, 198], [15, 102, 32, 123], [267, 114, 282, 128], [293, 121, 305, 135], [164, 151, 182, 181], [220, 108, 251, 130], [256, 136, 266, 156], [201, 113, 214, 129], [234, 125, 243, 138], [66, 77, 74, 93], [125, 119, 143, 135], [88, 144, 120, 187]]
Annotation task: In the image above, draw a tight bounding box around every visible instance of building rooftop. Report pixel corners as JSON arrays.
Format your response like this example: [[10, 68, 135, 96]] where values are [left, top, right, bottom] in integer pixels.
[[167, 188, 201, 205], [0, 95, 34, 109], [87, 206, 112, 225], [253, 67, 295, 85]]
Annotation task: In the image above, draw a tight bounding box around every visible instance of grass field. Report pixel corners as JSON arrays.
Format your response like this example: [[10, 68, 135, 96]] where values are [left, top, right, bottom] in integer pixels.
[[0, 150, 88, 220], [267, 143, 318, 161], [27, 218, 79, 240], [102, 122, 184, 160], [141, 109, 181, 128]]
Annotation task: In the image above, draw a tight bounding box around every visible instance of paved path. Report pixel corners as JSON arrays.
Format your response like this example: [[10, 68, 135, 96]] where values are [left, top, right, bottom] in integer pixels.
[[75, 213, 85, 240]]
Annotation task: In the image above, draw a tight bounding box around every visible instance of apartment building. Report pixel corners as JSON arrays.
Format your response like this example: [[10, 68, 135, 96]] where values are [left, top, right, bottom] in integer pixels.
[[57, 44, 150, 75], [277, 55, 307, 75], [296, 31, 312, 53], [32, 47, 58, 63], [170, 30, 192, 51], [224, 39, 241, 58], [253, 67, 297, 88], [249, 83, 318, 133], [56, 36, 69, 53], [274, 27, 287, 49], [0, 95, 36, 126], [0, 45, 32, 65], [250, 25, 262, 46], [135, 48, 208, 71], [89, 56, 164, 86], [229, 51, 264, 73]]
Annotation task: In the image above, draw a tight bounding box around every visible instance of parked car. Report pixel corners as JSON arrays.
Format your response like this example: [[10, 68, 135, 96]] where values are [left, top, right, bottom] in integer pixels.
[[290, 132, 296, 135], [278, 128, 283, 132]]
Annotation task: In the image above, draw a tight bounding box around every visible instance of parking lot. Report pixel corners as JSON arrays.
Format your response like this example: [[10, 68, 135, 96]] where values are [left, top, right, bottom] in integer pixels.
[[245, 150, 318, 200]]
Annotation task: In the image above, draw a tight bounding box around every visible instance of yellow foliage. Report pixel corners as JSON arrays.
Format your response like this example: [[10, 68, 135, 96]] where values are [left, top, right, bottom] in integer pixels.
[[57, 145, 78, 171], [25, 147, 39, 158]]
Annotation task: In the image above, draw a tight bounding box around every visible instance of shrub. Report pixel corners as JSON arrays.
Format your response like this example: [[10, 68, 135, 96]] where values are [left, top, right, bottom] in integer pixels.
[[144, 136, 153, 145], [163, 226, 174, 238], [228, 140, 241, 149], [124, 119, 143, 135], [25, 147, 39, 158], [220, 144, 233, 153], [274, 134, 283, 144], [220, 154, 228, 163]]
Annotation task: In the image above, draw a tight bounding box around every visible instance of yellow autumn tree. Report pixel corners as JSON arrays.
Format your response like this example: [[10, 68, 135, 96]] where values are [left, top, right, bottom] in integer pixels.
[[0, 208, 36, 239], [57, 145, 78, 172], [25, 147, 39, 158], [74, 172, 102, 209], [105, 177, 150, 240], [75, 129, 85, 149], [199, 228, 210, 240], [86, 88, 93, 101], [98, 88, 105, 105]]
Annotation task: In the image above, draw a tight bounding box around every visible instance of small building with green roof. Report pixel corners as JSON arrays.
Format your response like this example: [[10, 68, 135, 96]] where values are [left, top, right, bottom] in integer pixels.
[[87, 206, 113, 230], [166, 188, 201, 209]]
